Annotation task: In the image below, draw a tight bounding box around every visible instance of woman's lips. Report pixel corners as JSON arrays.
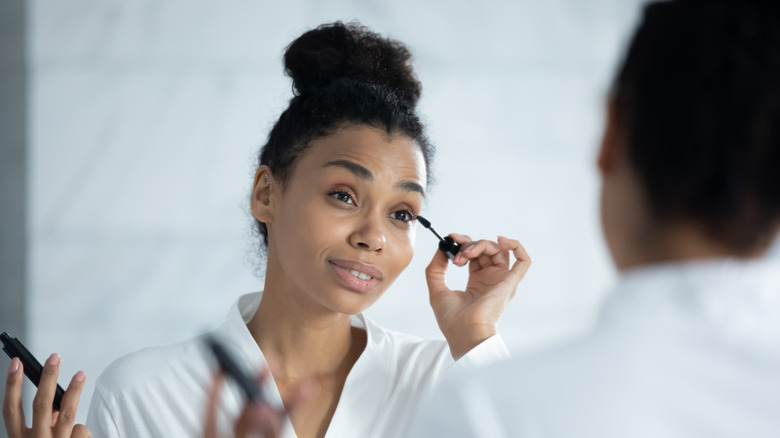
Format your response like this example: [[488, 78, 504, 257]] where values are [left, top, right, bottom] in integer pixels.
[[328, 259, 383, 293]]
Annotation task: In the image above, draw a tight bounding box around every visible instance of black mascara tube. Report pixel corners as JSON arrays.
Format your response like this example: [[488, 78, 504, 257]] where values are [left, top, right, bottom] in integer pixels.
[[204, 335, 264, 403]]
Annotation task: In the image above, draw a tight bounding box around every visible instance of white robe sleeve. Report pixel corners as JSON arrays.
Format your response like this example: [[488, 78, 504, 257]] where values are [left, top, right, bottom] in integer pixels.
[[449, 333, 511, 373], [86, 385, 122, 438]]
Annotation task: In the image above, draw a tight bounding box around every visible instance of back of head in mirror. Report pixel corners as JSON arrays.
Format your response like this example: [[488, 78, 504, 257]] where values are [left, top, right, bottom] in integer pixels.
[[611, 0, 780, 253]]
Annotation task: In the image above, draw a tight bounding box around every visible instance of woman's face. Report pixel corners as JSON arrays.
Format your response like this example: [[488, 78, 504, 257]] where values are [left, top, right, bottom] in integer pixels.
[[261, 124, 426, 315]]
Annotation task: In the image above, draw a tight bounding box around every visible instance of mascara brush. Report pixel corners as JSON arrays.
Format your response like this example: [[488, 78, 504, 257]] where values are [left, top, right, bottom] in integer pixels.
[[416, 215, 461, 261]]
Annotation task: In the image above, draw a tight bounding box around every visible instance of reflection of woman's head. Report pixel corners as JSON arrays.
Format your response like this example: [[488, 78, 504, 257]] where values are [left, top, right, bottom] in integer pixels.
[[611, 0, 780, 253], [255, 22, 434, 247]]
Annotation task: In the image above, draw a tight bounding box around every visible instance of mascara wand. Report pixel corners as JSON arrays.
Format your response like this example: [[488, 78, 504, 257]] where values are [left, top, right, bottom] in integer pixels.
[[416, 215, 461, 260]]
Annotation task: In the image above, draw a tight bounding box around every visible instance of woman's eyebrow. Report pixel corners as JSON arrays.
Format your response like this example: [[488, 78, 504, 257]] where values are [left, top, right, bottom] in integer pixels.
[[397, 181, 425, 197], [325, 159, 425, 197], [324, 160, 373, 181]]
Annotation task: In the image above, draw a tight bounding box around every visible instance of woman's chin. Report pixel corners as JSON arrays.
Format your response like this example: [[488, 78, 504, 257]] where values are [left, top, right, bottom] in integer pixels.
[[319, 288, 386, 316]]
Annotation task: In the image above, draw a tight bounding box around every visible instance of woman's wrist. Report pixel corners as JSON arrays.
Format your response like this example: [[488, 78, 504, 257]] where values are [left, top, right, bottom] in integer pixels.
[[444, 323, 497, 360]]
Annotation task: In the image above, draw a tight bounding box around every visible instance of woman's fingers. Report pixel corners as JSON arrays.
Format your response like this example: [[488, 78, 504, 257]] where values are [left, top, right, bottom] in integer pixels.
[[431, 233, 511, 269], [202, 371, 224, 438], [505, 237, 532, 283], [70, 424, 92, 438], [429, 234, 520, 289], [425, 245, 453, 300], [232, 367, 299, 438], [3, 356, 91, 438], [449, 234, 473, 266], [3, 357, 27, 437], [32, 353, 61, 431], [52, 371, 86, 438], [234, 403, 283, 438], [455, 238, 509, 270]]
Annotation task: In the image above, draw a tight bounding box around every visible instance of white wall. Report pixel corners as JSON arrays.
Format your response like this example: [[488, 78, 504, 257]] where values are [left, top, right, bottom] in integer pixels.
[[28, 0, 654, 425]]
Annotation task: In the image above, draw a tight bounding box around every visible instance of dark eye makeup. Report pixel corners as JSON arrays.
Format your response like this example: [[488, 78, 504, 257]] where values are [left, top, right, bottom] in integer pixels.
[[328, 190, 355, 205], [392, 209, 416, 223], [326, 189, 418, 224]]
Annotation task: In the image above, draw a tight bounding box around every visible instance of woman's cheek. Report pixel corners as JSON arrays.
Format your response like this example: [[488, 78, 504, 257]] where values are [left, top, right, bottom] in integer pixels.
[[394, 231, 416, 269]]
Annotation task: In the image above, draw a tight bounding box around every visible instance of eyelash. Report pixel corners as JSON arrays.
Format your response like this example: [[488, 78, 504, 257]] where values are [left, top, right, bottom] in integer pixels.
[[327, 190, 418, 224], [329, 190, 355, 205], [392, 209, 417, 223]]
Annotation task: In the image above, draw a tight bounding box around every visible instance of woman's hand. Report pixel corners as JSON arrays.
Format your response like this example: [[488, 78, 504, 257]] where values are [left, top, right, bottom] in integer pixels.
[[426, 235, 531, 359], [203, 370, 286, 438], [203, 367, 312, 438], [3, 355, 91, 438]]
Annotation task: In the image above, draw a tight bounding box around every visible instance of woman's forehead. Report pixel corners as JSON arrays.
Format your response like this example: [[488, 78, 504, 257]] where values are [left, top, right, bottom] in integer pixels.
[[302, 126, 427, 185]]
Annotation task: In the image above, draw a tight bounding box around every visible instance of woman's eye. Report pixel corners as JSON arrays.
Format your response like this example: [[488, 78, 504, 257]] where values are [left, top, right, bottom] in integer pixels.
[[392, 210, 415, 222], [330, 191, 354, 205]]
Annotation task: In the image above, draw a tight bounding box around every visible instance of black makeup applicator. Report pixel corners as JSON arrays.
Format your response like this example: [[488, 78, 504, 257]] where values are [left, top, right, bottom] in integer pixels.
[[416, 215, 461, 261]]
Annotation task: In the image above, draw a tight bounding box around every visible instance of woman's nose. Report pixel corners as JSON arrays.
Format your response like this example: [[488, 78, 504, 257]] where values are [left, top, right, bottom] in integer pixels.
[[348, 214, 387, 252]]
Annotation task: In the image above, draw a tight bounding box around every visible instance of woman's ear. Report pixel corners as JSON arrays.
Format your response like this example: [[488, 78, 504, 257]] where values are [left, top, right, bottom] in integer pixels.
[[251, 165, 275, 224], [598, 98, 623, 175]]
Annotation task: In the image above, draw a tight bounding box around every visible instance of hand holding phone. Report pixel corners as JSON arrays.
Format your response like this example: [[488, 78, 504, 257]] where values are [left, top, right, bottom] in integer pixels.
[[1, 332, 64, 410], [2, 331, 90, 438]]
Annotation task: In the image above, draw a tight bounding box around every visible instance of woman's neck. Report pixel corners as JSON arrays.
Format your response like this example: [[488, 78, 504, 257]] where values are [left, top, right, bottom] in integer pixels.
[[246, 280, 365, 383], [248, 269, 369, 438], [619, 220, 769, 271]]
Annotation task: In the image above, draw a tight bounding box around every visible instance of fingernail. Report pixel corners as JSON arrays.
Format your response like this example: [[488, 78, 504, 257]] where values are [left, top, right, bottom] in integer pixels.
[[46, 353, 60, 365], [8, 358, 19, 374], [74, 370, 86, 382], [464, 244, 476, 254]]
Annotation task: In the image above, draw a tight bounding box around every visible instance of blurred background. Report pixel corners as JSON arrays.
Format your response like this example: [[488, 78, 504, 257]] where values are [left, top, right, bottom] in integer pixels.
[[4, 0, 777, 430]]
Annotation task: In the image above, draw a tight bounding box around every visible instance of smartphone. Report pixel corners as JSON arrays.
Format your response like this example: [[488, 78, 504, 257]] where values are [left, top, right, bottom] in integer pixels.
[[1, 332, 64, 410], [204, 334, 265, 404]]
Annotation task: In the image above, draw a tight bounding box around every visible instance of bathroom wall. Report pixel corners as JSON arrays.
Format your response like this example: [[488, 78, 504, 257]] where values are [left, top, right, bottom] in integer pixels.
[[24, 0, 678, 425]]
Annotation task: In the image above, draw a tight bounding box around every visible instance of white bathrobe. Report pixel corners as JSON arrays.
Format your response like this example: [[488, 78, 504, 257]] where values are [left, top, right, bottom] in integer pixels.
[[410, 259, 780, 438], [86, 291, 510, 437]]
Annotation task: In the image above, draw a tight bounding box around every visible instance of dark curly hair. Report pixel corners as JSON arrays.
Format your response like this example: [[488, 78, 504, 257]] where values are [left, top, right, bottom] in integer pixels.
[[612, 0, 780, 251], [254, 22, 433, 247]]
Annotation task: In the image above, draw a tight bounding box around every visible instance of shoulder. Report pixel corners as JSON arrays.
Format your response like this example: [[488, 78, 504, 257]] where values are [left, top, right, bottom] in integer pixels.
[[434, 326, 681, 417], [93, 335, 212, 401], [410, 333, 636, 438], [482, 328, 641, 390], [88, 335, 216, 436]]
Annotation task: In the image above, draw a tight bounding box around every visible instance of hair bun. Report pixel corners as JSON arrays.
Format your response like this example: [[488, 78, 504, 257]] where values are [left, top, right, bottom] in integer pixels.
[[284, 21, 422, 106]]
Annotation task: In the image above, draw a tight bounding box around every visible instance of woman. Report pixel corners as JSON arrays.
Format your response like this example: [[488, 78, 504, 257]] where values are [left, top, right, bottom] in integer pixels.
[[4, 22, 529, 438], [410, 0, 780, 436]]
